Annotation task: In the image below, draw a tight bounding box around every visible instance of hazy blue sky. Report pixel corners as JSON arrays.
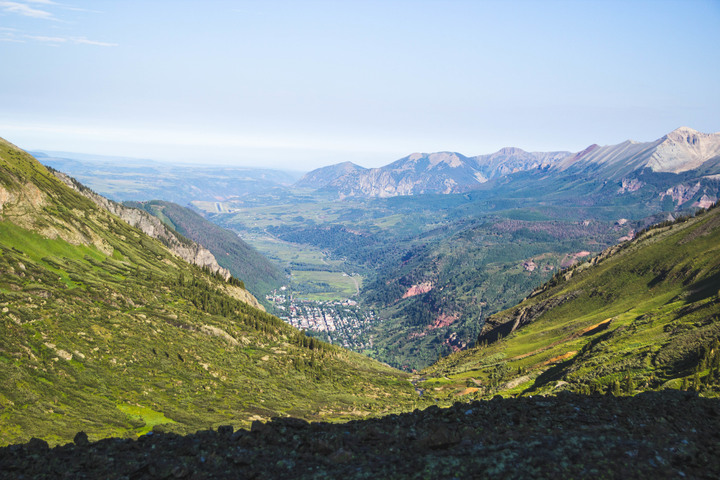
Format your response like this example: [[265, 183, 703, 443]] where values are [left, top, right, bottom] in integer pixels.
[[1, 0, 719, 170]]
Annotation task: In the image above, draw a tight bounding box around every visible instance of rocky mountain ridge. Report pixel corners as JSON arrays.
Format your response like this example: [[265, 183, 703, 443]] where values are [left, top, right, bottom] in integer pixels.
[[49, 171, 254, 303], [297, 127, 720, 199], [125, 200, 286, 299], [294, 161, 367, 190], [296, 149, 569, 197]]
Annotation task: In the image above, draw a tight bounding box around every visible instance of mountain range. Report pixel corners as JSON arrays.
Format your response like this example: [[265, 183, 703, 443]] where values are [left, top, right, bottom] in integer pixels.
[[296, 127, 720, 203]]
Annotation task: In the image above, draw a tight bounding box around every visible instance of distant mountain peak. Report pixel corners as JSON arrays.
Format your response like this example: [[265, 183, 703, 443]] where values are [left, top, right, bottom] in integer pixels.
[[668, 126, 701, 136], [496, 146, 527, 155], [553, 127, 720, 177], [336, 161, 364, 169], [294, 160, 367, 189], [427, 152, 465, 168], [390, 152, 467, 171], [650, 127, 720, 173], [297, 127, 720, 198]]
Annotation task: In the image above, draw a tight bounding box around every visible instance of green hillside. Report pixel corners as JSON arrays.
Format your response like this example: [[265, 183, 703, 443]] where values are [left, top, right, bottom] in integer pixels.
[[0, 139, 420, 446], [420, 203, 720, 400], [361, 212, 635, 370], [124, 200, 285, 298]]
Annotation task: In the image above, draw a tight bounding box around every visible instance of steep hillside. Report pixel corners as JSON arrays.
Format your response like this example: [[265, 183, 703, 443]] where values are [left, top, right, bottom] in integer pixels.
[[421, 203, 720, 400], [124, 200, 285, 298], [0, 139, 420, 446], [51, 172, 231, 277]]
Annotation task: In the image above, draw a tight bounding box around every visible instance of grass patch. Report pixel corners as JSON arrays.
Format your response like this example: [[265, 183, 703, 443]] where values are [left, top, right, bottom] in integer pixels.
[[117, 404, 176, 435]]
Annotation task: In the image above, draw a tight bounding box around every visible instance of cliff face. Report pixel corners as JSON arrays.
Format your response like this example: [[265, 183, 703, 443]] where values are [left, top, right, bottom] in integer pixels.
[[52, 170, 231, 281], [477, 291, 581, 344]]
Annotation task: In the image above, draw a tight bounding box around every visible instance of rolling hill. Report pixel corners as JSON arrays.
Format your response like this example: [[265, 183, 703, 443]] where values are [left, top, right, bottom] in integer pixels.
[[0, 138, 421, 446]]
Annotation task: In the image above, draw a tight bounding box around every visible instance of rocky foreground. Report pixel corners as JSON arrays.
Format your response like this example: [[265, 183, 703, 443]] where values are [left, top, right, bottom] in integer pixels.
[[2, 391, 719, 479]]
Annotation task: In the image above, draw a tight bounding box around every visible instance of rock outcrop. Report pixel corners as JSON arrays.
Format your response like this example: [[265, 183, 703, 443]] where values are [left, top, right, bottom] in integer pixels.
[[402, 282, 434, 299], [52, 170, 231, 281], [478, 291, 581, 344]]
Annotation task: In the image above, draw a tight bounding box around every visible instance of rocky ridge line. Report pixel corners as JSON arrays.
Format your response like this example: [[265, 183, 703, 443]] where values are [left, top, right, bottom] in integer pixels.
[[52, 170, 231, 281]]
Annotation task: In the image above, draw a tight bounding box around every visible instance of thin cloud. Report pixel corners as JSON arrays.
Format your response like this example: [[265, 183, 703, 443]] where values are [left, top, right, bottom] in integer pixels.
[[0, 28, 22, 42], [0, 32, 24, 42], [25, 1, 99, 14], [72, 37, 117, 47], [25, 34, 64, 42], [0, 2, 115, 46], [0, 1, 55, 19], [23, 33, 117, 46]]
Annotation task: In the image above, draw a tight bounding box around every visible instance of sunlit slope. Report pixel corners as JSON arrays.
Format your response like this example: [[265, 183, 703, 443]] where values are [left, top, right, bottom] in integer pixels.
[[422, 204, 720, 399], [0, 138, 419, 446], [124, 200, 285, 298]]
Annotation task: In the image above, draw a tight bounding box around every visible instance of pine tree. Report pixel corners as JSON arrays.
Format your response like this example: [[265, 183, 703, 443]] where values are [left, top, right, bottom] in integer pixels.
[[623, 375, 634, 394]]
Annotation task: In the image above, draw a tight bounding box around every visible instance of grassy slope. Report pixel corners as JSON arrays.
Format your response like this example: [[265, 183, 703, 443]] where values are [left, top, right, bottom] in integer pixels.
[[125, 200, 285, 297], [421, 205, 720, 401], [0, 139, 421, 446]]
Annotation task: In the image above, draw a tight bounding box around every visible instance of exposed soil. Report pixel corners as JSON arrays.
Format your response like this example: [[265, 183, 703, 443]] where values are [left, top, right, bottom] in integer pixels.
[[2, 390, 719, 479]]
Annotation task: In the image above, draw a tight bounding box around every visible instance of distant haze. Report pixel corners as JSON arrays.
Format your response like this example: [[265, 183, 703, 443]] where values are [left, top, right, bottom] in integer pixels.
[[1, 0, 719, 169]]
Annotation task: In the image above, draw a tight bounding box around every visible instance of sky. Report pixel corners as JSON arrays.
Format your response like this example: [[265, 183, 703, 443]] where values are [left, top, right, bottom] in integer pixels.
[[0, 0, 719, 170]]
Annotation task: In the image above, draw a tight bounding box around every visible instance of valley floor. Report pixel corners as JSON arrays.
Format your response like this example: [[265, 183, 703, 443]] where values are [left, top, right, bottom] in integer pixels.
[[2, 390, 719, 479]]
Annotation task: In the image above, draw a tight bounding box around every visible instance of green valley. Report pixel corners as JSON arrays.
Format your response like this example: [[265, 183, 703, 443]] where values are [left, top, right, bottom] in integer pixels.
[[0, 139, 422, 447]]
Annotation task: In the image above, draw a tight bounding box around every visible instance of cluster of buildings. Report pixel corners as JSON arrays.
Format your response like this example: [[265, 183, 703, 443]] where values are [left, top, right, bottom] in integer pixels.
[[266, 292, 375, 349]]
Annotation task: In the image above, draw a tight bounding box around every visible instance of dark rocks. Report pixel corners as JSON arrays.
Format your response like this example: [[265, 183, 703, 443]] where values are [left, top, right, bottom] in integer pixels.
[[2, 392, 720, 479], [417, 423, 461, 449], [73, 431, 89, 447], [25, 437, 49, 452]]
